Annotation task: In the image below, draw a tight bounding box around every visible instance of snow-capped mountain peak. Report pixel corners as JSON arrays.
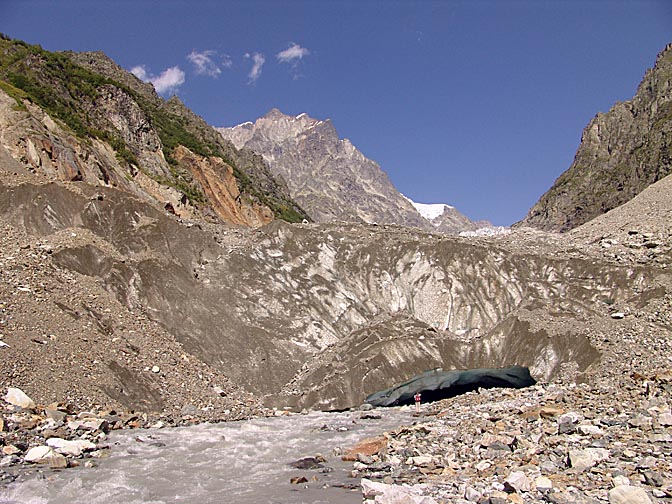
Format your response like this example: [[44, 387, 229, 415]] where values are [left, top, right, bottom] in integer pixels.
[[220, 109, 496, 234]]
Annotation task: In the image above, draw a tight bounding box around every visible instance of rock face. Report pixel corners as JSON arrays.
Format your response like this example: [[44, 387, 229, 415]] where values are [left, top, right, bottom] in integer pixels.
[[219, 109, 490, 234], [0, 38, 307, 227], [519, 43, 672, 232], [171, 145, 273, 227]]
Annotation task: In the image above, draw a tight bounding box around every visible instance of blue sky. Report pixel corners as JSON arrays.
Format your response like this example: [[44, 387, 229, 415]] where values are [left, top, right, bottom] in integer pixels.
[[2, 1, 671, 225]]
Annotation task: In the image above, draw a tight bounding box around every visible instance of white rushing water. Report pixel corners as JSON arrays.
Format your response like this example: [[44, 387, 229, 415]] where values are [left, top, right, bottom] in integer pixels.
[[2, 407, 417, 504]]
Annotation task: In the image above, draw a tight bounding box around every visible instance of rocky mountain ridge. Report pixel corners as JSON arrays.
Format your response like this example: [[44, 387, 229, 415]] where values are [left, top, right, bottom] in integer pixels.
[[0, 37, 307, 228], [520, 42, 672, 232], [219, 109, 492, 234]]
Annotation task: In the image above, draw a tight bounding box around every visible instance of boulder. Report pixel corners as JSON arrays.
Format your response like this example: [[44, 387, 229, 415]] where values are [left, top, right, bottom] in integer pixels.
[[407, 455, 434, 467], [342, 436, 388, 461], [46, 438, 96, 457], [361, 479, 438, 504], [289, 456, 326, 470], [49, 453, 68, 469], [4, 387, 36, 409], [505, 471, 532, 493], [609, 486, 652, 504], [577, 424, 605, 436], [569, 448, 610, 472], [535, 476, 553, 492], [557, 412, 582, 434], [2, 445, 21, 456], [44, 407, 67, 423], [24, 446, 55, 463], [67, 418, 109, 433], [658, 412, 672, 426]]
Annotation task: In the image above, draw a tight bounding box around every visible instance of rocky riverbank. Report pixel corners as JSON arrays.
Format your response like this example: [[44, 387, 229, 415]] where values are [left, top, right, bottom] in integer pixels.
[[335, 200, 672, 504], [352, 376, 671, 504]]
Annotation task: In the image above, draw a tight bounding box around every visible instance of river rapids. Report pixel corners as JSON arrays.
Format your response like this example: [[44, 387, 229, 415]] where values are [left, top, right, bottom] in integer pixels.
[[2, 407, 417, 504]]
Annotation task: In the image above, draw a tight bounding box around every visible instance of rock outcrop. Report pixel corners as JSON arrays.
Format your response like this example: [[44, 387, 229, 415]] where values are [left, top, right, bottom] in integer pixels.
[[0, 37, 307, 227], [172, 145, 273, 227], [519, 43, 672, 232], [219, 109, 490, 234]]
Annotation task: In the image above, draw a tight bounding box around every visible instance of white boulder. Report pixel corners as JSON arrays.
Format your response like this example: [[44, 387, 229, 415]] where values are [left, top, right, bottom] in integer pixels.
[[46, 438, 96, 457], [4, 387, 36, 409]]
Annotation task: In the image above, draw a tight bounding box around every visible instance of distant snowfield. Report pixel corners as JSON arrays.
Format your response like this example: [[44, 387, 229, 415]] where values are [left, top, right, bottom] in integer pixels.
[[459, 226, 511, 237], [402, 194, 453, 221]]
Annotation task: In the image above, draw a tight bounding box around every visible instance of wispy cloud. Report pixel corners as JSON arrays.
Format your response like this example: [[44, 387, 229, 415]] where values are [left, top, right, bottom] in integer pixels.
[[222, 54, 233, 69], [277, 43, 310, 79], [131, 65, 185, 95], [187, 50, 222, 77], [245, 52, 265, 84], [277, 43, 310, 64]]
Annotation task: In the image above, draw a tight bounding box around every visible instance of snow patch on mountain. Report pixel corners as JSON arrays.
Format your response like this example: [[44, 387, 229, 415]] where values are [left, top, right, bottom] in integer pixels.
[[403, 195, 454, 221]]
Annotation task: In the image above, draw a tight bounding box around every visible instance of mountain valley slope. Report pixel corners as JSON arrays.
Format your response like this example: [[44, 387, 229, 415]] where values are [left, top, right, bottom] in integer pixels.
[[0, 37, 671, 502], [0, 37, 308, 228], [520, 43, 672, 232]]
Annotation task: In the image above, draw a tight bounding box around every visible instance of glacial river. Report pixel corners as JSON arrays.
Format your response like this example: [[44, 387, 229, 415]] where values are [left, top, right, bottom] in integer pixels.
[[2, 407, 417, 504]]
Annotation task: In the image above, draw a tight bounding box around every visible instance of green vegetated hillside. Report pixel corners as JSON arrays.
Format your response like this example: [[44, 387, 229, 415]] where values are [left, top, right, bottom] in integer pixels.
[[519, 43, 672, 232], [0, 34, 308, 224]]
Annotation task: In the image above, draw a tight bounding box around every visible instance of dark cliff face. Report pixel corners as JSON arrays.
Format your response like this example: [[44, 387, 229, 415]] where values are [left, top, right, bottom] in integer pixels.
[[519, 43, 672, 232], [0, 37, 307, 226]]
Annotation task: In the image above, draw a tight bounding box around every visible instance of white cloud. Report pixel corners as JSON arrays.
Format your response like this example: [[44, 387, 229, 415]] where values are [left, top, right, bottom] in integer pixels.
[[187, 50, 221, 77], [222, 54, 233, 69], [245, 52, 265, 84], [277, 43, 310, 64], [131, 64, 185, 95], [130, 65, 148, 81], [152, 67, 186, 94]]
